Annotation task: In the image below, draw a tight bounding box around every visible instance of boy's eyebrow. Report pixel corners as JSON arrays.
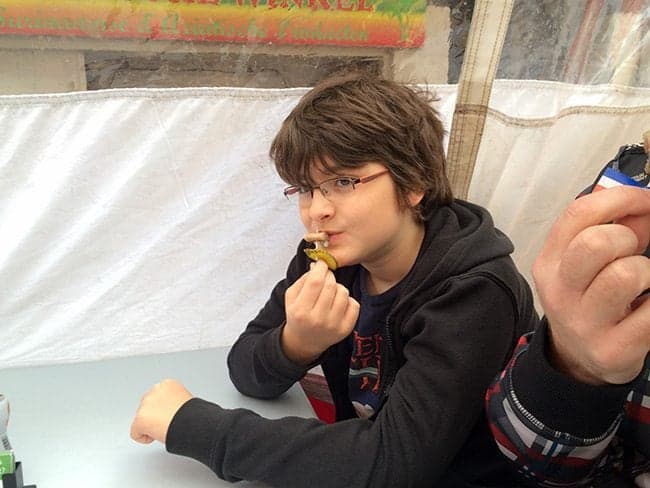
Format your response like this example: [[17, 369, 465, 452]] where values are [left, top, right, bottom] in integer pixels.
[[308, 164, 343, 180], [328, 165, 364, 175], [307, 161, 366, 181], [318, 169, 361, 180]]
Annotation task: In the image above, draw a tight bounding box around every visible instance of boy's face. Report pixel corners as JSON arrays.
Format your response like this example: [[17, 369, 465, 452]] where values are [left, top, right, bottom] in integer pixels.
[[299, 161, 424, 269]]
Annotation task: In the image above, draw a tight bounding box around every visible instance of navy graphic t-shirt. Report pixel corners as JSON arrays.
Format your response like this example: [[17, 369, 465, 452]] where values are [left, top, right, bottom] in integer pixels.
[[348, 267, 402, 419]]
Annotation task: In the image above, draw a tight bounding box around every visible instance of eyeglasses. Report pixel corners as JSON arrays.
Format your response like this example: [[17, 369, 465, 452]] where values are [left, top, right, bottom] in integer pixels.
[[283, 170, 389, 204]]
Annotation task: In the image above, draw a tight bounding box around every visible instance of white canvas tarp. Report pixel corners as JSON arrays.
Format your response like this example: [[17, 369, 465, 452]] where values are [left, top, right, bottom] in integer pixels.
[[1, 81, 648, 368]]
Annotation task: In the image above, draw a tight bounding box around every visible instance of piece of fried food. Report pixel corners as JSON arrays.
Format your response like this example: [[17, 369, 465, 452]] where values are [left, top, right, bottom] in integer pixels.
[[304, 231, 338, 271], [304, 248, 338, 271]]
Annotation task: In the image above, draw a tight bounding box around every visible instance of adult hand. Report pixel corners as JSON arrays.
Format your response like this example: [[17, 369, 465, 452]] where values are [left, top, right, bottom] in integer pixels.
[[533, 185, 650, 386], [282, 259, 360, 365], [130, 379, 193, 444]]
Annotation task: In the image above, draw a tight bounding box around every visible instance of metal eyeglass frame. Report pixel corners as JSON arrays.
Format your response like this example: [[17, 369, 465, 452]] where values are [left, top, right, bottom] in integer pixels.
[[283, 169, 390, 201]]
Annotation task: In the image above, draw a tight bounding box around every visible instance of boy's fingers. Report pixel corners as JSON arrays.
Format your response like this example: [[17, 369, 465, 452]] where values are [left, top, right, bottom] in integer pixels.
[[328, 284, 352, 322], [130, 419, 153, 444], [342, 297, 361, 331], [287, 261, 327, 306], [285, 272, 309, 303], [297, 260, 330, 306], [558, 224, 640, 292], [133, 433, 154, 444], [541, 186, 650, 263], [311, 271, 338, 315]]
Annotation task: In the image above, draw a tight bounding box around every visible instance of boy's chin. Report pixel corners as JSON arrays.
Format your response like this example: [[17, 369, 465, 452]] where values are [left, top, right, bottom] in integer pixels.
[[331, 255, 361, 269], [330, 253, 344, 268], [328, 252, 347, 269]]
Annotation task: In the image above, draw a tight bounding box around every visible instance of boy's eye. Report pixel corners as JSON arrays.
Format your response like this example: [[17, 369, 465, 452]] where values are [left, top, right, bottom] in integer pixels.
[[334, 178, 354, 188]]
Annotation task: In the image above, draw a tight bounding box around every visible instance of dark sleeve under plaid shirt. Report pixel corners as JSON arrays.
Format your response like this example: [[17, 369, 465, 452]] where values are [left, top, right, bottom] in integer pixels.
[[486, 320, 650, 487]]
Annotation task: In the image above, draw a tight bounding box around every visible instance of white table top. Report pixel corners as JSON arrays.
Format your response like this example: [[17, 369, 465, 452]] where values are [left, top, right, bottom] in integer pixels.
[[1, 348, 314, 488]]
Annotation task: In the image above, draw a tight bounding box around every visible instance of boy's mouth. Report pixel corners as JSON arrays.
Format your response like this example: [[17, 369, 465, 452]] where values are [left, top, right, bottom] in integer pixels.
[[323, 232, 342, 246], [304, 231, 328, 248], [304, 230, 342, 245]]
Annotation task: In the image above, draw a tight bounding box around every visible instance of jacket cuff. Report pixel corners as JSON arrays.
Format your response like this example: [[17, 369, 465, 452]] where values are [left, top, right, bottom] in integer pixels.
[[512, 318, 631, 438], [265, 326, 314, 379], [166, 398, 224, 465]]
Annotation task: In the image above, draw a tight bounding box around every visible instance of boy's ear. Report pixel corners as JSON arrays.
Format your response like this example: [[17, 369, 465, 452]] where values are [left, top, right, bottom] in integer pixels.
[[407, 191, 425, 207]]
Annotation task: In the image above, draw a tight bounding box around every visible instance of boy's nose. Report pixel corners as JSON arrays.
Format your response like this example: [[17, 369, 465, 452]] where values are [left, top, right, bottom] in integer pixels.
[[308, 188, 334, 222]]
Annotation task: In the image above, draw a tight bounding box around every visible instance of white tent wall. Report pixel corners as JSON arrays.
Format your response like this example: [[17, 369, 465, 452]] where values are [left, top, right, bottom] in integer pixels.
[[470, 80, 650, 292], [0, 88, 312, 368], [1, 81, 648, 369]]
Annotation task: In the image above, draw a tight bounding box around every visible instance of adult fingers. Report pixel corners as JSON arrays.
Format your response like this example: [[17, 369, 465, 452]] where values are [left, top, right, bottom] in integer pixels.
[[616, 295, 650, 351], [617, 213, 650, 254], [599, 297, 650, 383], [581, 254, 650, 326], [540, 186, 650, 264], [558, 223, 640, 292]]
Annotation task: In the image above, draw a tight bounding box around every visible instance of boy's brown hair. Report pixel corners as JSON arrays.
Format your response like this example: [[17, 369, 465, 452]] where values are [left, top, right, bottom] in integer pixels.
[[270, 72, 453, 221]]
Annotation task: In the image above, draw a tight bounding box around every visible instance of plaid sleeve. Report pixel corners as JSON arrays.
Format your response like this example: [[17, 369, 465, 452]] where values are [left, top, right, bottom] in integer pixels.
[[625, 359, 650, 485], [486, 332, 630, 487]]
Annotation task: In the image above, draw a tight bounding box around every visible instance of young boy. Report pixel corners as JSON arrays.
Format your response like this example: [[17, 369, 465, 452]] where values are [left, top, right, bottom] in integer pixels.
[[131, 73, 539, 487]]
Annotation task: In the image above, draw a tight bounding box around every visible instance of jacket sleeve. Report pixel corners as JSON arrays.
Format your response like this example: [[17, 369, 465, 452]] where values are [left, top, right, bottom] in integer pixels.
[[226, 247, 312, 399], [485, 319, 646, 487], [166, 275, 523, 488]]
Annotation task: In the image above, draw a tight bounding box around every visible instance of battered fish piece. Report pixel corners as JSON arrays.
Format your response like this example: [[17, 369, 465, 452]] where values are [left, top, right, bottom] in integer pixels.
[[304, 232, 338, 271]]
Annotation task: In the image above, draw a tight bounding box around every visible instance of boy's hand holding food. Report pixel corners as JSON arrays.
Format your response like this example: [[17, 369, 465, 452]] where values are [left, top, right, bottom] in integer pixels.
[[282, 259, 359, 365]]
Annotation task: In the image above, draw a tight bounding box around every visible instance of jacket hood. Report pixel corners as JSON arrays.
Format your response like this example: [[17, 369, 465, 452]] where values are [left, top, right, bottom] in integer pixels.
[[328, 199, 514, 307], [398, 199, 514, 301]]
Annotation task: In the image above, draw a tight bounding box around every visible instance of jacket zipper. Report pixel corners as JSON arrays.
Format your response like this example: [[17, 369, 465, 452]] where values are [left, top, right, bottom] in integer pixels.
[[378, 316, 397, 404]]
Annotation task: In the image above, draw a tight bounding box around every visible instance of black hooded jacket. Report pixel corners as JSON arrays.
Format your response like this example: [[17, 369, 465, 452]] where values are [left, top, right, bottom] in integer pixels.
[[166, 199, 539, 487]]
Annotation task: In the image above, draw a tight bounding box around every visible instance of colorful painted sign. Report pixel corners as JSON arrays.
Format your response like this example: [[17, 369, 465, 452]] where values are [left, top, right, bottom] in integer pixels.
[[0, 0, 426, 47]]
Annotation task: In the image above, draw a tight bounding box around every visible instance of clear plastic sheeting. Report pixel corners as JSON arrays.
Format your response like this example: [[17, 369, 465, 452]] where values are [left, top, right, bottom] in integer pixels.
[[498, 0, 649, 87], [0, 0, 447, 94]]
